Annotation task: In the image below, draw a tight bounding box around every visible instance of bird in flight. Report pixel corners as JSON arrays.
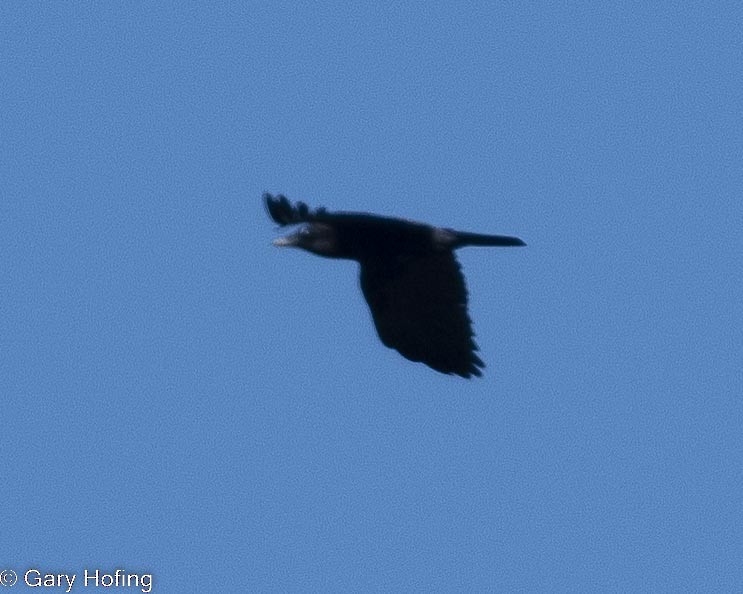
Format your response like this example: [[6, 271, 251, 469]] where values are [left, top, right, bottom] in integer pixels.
[[265, 193, 525, 378]]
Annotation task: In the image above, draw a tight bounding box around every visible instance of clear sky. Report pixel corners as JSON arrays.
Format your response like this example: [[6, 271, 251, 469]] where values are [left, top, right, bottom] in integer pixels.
[[2, 3, 741, 592]]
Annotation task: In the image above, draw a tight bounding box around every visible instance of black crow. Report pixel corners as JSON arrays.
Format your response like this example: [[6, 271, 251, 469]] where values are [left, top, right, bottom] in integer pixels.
[[265, 193, 525, 378]]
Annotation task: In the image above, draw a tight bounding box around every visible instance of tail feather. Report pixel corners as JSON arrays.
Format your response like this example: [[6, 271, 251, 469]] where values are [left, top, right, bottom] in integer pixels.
[[453, 230, 526, 247]]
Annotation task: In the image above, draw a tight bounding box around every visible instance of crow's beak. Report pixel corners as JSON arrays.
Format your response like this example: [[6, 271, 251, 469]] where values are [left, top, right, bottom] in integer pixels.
[[272, 233, 299, 247]]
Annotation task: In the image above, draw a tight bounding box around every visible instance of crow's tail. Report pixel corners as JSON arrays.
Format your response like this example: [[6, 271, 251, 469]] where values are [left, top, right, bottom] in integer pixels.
[[453, 231, 526, 248]]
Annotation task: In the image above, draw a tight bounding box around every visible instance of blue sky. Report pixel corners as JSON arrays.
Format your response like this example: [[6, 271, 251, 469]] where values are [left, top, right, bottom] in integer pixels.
[[2, 3, 741, 592]]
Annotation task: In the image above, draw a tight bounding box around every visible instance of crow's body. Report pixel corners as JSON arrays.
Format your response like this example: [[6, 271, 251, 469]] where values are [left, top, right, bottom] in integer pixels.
[[265, 193, 525, 378]]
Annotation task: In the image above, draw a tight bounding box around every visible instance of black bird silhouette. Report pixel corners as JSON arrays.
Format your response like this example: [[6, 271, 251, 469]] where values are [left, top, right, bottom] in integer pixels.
[[265, 193, 525, 378]]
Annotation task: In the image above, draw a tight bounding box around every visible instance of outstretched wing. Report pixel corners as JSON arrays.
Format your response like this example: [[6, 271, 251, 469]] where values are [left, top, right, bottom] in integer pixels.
[[359, 251, 484, 378], [264, 193, 327, 227]]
